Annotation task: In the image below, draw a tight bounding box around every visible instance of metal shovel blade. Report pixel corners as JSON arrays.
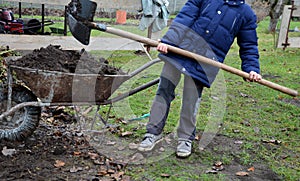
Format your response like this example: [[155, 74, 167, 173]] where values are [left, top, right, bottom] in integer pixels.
[[67, 0, 97, 45]]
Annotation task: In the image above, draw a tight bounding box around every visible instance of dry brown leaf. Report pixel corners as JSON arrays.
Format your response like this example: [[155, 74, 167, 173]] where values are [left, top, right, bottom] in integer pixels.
[[212, 165, 224, 171], [106, 141, 116, 146], [88, 152, 99, 160], [111, 171, 125, 180], [262, 139, 282, 145], [195, 135, 201, 141], [54, 160, 65, 168], [236, 171, 249, 176], [93, 159, 103, 165], [214, 161, 223, 167], [107, 169, 115, 174], [121, 175, 131, 181], [73, 151, 81, 156], [160, 173, 171, 178], [121, 131, 133, 137], [46, 117, 54, 123], [70, 166, 83, 173], [128, 143, 138, 150], [97, 170, 107, 176], [205, 170, 218, 174], [248, 167, 255, 172]]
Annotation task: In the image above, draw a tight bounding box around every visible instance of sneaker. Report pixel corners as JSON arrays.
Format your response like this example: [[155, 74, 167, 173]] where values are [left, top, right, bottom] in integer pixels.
[[176, 138, 192, 158], [138, 133, 162, 152]]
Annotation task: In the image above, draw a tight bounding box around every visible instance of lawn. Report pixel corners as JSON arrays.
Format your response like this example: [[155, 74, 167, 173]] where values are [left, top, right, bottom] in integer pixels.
[[84, 17, 299, 180], [0, 14, 299, 180]]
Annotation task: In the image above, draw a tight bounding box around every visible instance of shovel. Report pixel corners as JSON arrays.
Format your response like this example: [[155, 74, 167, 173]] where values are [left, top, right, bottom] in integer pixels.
[[66, 0, 298, 97]]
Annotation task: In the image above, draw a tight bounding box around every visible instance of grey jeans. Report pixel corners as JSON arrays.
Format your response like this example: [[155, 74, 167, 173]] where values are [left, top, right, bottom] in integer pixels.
[[146, 62, 204, 140]]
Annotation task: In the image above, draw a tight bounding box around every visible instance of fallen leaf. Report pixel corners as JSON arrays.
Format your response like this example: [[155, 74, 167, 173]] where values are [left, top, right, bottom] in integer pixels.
[[211, 96, 220, 100], [128, 143, 138, 150], [161, 173, 170, 178], [97, 165, 108, 176], [232, 129, 240, 133], [130, 152, 144, 161], [262, 139, 282, 145], [106, 141, 116, 146], [107, 169, 115, 174], [70, 166, 83, 173], [73, 151, 81, 156], [236, 171, 249, 176], [212, 165, 224, 171], [88, 152, 99, 160], [234, 140, 243, 144], [247, 167, 255, 172], [46, 117, 54, 123], [1, 146, 16, 156], [93, 159, 103, 165], [239, 92, 249, 97], [97, 170, 107, 176], [206, 170, 218, 174], [111, 171, 125, 180], [120, 131, 133, 137], [195, 135, 201, 141], [118, 145, 126, 151], [159, 147, 165, 152], [214, 161, 223, 167], [75, 132, 83, 137], [54, 160, 65, 168]]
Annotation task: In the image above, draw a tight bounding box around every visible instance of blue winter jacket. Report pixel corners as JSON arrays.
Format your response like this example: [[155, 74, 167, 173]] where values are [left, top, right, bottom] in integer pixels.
[[159, 0, 260, 87]]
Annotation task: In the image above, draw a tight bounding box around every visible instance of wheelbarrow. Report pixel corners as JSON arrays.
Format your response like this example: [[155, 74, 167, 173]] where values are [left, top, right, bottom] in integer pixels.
[[0, 51, 162, 141]]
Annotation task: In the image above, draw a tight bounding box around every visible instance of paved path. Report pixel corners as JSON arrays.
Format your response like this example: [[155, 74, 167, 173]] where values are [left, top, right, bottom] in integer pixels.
[[0, 34, 144, 51]]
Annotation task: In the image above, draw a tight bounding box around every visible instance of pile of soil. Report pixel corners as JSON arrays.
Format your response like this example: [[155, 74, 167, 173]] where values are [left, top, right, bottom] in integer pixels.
[[9, 45, 125, 75]]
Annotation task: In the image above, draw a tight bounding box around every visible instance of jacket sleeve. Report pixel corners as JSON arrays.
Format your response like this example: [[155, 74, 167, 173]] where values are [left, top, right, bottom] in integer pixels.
[[161, 0, 203, 46], [237, 10, 260, 74]]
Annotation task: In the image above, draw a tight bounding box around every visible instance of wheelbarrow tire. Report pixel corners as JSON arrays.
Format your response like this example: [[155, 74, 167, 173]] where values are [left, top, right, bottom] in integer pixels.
[[0, 84, 41, 141]]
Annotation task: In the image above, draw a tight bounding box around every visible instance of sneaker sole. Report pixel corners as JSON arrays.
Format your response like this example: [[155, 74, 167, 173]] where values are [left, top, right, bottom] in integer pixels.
[[176, 151, 191, 158], [137, 138, 163, 152]]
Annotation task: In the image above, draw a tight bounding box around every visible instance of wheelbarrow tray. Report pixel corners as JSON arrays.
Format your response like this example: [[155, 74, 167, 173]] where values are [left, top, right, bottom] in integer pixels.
[[9, 65, 130, 103]]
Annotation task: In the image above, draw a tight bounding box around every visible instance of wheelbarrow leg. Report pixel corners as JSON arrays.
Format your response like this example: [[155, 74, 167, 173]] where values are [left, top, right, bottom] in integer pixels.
[[91, 104, 110, 129]]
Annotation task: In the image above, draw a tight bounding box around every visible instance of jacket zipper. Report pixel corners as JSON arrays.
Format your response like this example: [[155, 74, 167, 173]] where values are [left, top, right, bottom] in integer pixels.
[[201, 3, 211, 14], [230, 17, 237, 32]]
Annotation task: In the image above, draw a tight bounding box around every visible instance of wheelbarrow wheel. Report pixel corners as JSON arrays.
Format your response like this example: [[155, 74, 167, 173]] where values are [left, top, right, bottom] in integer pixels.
[[0, 84, 41, 141]]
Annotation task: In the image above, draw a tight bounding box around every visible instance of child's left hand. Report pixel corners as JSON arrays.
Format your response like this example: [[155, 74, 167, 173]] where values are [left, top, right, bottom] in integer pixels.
[[157, 41, 168, 54]]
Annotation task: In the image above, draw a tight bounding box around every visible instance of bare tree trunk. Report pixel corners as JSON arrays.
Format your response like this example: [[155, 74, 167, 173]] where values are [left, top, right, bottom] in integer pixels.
[[268, 0, 290, 33]]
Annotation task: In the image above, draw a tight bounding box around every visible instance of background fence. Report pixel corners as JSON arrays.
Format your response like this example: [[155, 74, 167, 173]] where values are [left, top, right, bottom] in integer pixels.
[[0, 0, 187, 14]]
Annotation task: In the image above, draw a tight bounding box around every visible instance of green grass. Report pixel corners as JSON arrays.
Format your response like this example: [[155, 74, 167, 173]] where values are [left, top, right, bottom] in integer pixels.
[[86, 17, 299, 180], [1, 15, 299, 180]]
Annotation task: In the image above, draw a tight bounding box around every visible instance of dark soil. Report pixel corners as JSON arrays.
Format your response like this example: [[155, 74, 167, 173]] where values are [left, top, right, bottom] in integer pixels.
[[8, 45, 125, 75], [0, 109, 282, 181], [0, 107, 130, 181]]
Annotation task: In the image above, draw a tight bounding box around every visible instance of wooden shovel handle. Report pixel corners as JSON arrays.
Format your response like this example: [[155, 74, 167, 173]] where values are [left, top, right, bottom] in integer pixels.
[[93, 24, 298, 97]]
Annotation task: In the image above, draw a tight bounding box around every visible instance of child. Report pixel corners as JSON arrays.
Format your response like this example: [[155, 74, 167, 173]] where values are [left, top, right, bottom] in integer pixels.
[[138, 0, 262, 158]]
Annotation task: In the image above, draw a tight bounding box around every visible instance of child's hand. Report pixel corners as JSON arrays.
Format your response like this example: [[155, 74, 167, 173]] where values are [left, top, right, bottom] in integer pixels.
[[247, 71, 262, 82], [157, 41, 168, 54]]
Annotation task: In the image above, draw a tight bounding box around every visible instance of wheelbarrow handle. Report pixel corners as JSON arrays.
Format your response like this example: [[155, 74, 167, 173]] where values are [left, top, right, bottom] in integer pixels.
[[90, 22, 298, 97]]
